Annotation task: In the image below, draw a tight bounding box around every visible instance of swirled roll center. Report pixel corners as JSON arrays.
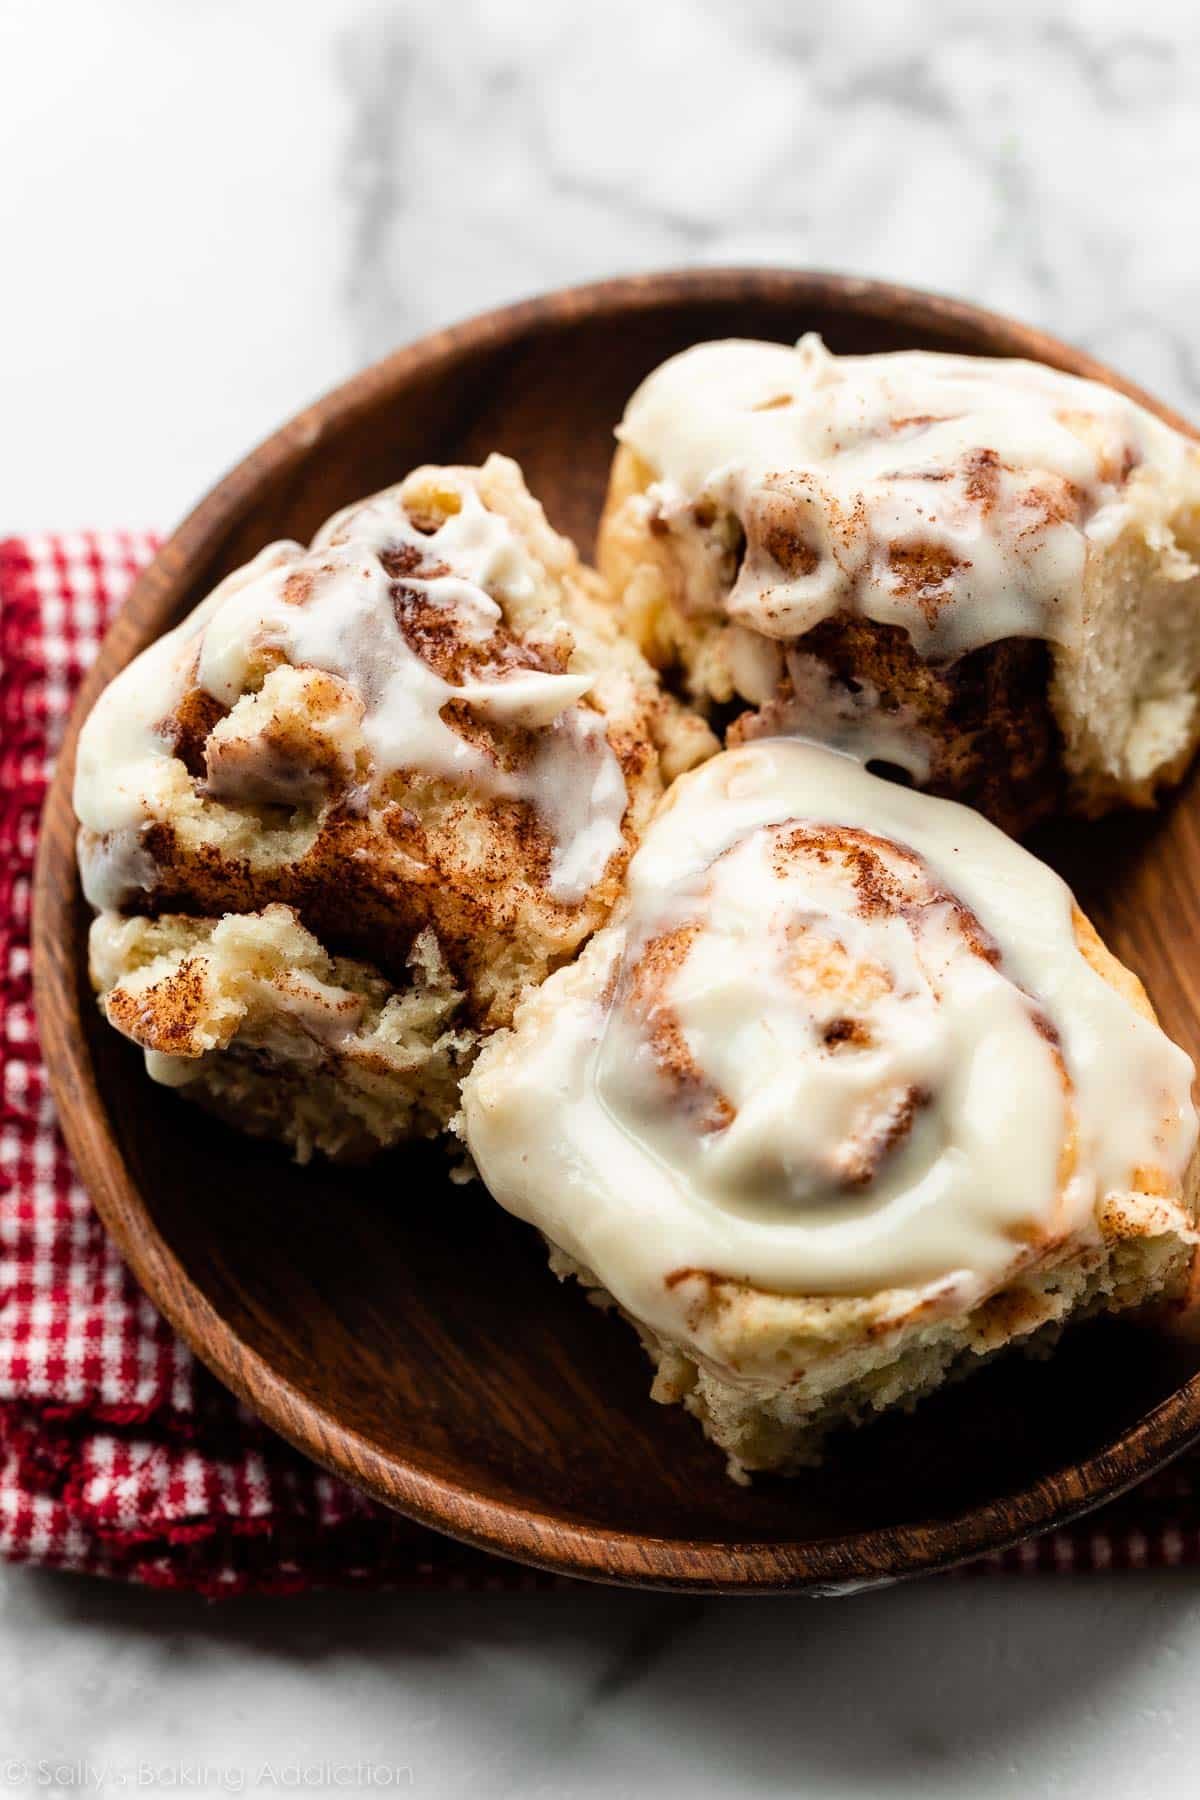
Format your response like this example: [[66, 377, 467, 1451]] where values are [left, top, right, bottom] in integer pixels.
[[598, 820, 1066, 1238], [462, 741, 1198, 1316]]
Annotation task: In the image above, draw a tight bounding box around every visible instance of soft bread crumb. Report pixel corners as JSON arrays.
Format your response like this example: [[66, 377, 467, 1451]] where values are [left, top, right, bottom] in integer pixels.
[[546, 1220, 1194, 1477], [90, 906, 473, 1162]]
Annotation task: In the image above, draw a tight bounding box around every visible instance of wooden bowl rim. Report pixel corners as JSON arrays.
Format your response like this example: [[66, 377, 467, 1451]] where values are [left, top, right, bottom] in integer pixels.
[[32, 267, 1200, 1592]]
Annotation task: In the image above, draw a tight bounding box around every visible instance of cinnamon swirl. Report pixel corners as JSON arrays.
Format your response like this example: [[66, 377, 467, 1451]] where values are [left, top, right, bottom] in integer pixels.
[[598, 337, 1200, 833], [461, 740, 1199, 1475], [76, 455, 714, 1160]]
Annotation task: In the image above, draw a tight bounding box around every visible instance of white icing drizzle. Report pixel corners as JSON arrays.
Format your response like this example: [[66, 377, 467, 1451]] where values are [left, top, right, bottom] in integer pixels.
[[74, 554, 278, 840], [74, 478, 628, 906], [729, 645, 933, 783], [463, 741, 1197, 1338], [617, 334, 1200, 662]]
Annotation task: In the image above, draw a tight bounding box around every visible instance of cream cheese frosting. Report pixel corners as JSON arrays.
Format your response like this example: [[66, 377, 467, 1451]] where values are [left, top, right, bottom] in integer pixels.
[[462, 741, 1197, 1347], [74, 474, 628, 910], [616, 334, 1200, 662]]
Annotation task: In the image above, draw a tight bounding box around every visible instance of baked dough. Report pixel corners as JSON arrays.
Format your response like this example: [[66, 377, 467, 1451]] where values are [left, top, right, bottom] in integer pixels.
[[461, 741, 1199, 1475], [76, 455, 714, 1159], [599, 336, 1200, 833]]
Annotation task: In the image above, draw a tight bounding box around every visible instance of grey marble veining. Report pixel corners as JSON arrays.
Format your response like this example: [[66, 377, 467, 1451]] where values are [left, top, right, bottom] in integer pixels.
[[335, 0, 1200, 426], [5, 1566, 1200, 1798], [5, 2, 1200, 1793], [7, 0, 1200, 526]]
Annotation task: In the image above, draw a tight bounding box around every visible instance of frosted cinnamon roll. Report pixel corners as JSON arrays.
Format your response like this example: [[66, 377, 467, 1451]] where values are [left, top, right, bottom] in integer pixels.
[[76, 454, 713, 1160], [461, 741, 1199, 1475], [598, 337, 1200, 833]]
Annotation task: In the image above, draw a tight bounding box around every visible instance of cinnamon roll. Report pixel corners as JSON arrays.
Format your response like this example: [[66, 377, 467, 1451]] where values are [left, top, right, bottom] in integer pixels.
[[598, 336, 1200, 834], [76, 454, 714, 1160], [460, 740, 1199, 1476]]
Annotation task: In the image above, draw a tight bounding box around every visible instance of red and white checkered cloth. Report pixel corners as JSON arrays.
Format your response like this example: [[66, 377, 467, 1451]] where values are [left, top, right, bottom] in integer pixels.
[[0, 532, 557, 1595], [2, 531, 1199, 1592]]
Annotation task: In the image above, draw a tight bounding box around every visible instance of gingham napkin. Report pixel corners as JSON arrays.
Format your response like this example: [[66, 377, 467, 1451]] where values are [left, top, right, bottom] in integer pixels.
[[1, 532, 1197, 1591], [0, 532, 556, 1593]]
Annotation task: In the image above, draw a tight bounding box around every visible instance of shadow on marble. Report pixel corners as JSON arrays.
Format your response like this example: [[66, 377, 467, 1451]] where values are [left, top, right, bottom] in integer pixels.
[[7, 1563, 1200, 1791]]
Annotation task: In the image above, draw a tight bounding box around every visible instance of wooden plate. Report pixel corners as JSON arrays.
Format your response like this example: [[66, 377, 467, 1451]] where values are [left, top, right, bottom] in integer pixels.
[[32, 270, 1200, 1592]]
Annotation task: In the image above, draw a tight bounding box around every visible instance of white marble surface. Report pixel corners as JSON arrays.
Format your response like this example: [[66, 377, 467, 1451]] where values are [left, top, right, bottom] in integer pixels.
[[5, 1, 1200, 1794]]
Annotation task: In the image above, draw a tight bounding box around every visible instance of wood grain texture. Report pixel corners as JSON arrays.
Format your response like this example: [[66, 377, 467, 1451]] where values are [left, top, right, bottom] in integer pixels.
[[31, 270, 1200, 1593]]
